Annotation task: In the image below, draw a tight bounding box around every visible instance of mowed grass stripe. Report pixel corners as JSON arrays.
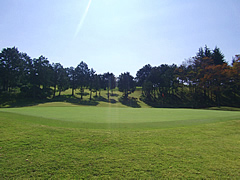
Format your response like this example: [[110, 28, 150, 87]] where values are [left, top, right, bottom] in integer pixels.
[[0, 107, 239, 129]]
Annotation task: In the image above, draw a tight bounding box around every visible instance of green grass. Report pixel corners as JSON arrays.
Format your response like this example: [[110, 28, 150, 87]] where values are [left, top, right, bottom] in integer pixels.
[[0, 88, 150, 108], [0, 106, 240, 129], [0, 104, 240, 179]]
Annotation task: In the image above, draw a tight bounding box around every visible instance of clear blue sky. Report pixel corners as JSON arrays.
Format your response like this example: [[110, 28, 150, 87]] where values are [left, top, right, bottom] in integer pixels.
[[1, 0, 239, 76]]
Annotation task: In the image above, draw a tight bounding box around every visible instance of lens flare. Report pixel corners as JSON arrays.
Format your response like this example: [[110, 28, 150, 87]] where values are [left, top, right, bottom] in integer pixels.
[[74, 0, 92, 38]]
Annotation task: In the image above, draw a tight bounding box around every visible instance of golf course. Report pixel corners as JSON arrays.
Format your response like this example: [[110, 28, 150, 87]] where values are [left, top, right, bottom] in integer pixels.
[[1, 0, 240, 178], [1, 94, 240, 179]]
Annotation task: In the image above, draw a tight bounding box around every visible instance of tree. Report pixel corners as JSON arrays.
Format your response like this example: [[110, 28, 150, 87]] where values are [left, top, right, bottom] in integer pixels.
[[141, 64, 177, 102], [91, 74, 101, 97], [57, 68, 69, 96], [67, 67, 77, 96], [75, 61, 89, 99], [197, 45, 211, 58], [164, 64, 178, 95], [32, 56, 53, 89], [52, 63, 69, 97], [97, 74, 106, 96], [142, 80, 153, 99], [103, 72, 116, 100], [230, 55, 240, 99], [30, 56, 53, 98], [204, 45, 212, 58], [178, 46, 229, 107], [0, 47, 22, 91], [136, 64, 152, 87], [204, 63, 230, 106], [53, 63, 63, 97], [118, 72, 136, 98], [143, 67, 159, 100], [212, 46, 225, 65], [175, 64, 187, 93], [88, 68, 96, 100], [19, 52, 33, 87]]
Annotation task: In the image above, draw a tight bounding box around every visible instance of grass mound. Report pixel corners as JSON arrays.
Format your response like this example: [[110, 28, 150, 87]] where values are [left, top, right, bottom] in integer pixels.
[[1, 106, 239, 129]]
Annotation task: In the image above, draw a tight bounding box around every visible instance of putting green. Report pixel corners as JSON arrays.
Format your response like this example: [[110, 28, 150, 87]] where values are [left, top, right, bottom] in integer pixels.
[[0, 106, 239, 129]]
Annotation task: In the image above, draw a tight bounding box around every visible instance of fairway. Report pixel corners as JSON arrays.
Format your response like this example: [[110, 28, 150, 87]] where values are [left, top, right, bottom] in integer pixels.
[[1, 104, 240, 179], [0, 105, 239, 129]]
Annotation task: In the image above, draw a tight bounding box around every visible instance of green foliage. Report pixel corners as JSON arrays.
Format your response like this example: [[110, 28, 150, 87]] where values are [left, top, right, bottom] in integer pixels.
[[0, 45, 239, 108], [75, 61, 90, 99], [142, 64, 177, 102], [118, 72, 136, 98], [136, 64, 152, 86], [0, 47, 22, 91], [103, 72, 116, 100], [52, 63, 69, 97]]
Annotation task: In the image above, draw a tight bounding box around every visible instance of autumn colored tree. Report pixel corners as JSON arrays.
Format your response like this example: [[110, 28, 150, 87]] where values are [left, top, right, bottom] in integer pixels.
[[203, 63, 230, 106], [1, 45, 239, 107], [229, 55, 240, 99]]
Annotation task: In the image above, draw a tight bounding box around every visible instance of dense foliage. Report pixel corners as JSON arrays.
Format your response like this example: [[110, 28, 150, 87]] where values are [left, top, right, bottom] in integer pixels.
[[136, 46, 240, 107], [0, 46, 239, 107]]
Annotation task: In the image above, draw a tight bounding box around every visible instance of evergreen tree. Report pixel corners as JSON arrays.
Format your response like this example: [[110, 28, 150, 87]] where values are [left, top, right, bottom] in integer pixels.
[[118, 72, 136, 98], [75, 61, 90, 99], [0, 47, 22, 91], [103, 72, 116, 100], [67, 67, 77, 96], [212, 46, 225, 65], [136, 64, 152, 87]]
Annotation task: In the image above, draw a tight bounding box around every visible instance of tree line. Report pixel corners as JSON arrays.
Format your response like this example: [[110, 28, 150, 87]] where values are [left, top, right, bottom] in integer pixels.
[[0, 47, 133, 100], [0, 46, 239, 107], [136, 46, 240, 107]]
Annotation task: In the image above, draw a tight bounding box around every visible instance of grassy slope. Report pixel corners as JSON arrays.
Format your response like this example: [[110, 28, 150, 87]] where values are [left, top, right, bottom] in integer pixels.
[[50, 87, 149, 108], [0, 110, 239, 179], [1, 88, 240, 178]]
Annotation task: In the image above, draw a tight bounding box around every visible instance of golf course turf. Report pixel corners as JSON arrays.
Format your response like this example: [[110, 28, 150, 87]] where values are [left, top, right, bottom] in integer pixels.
[[0, 104, 240, 178]]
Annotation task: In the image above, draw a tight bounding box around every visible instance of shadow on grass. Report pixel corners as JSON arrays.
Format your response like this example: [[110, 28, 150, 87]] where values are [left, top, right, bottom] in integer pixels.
[[76, 92, 89, 96], [94, 96, 117, 104], [109, 93, 119, 97], [0, 92, 41, 108], [119, 97, 141, 108], [53, 95, 99, 106], [0, 94, 99, 108]]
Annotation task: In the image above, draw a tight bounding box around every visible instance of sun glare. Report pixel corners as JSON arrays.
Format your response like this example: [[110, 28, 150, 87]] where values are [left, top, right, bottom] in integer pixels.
[[74, 0, 92, 38]]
